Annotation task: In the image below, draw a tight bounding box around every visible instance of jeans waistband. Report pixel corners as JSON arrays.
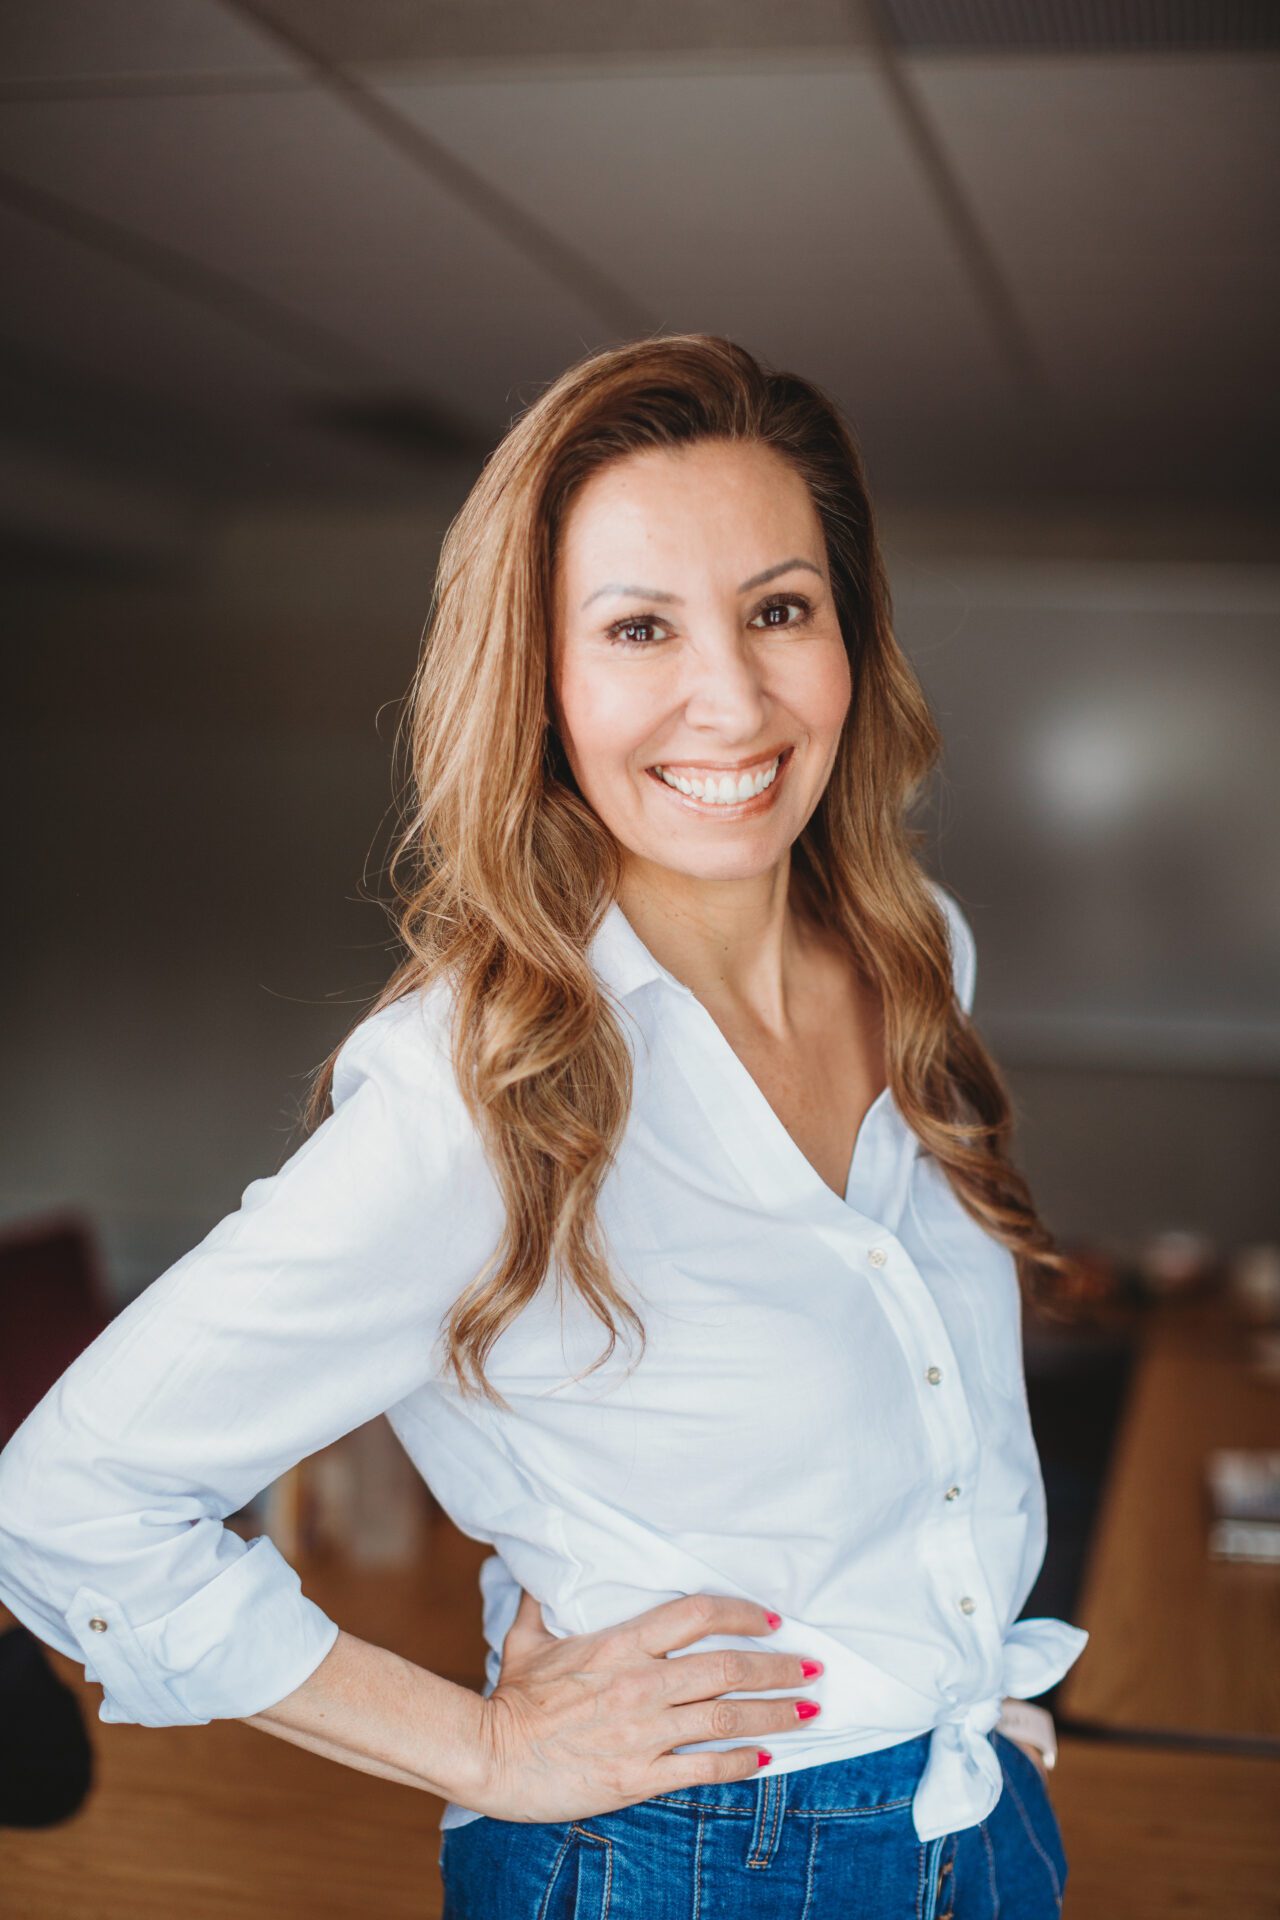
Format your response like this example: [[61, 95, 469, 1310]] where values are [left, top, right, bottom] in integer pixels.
[[649, 1731, 933, 1820]]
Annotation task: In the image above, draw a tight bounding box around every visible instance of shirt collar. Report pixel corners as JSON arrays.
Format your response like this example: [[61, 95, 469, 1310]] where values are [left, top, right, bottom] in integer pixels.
[[588, 899, 695, 1004]]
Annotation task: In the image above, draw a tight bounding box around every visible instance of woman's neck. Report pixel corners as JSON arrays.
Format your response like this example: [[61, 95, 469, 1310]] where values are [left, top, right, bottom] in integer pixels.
[[614, 856, 828, 1030]]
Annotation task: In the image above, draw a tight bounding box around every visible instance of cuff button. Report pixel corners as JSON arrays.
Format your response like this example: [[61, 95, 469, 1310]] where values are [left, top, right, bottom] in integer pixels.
[[88, 1617, 109, 1632]]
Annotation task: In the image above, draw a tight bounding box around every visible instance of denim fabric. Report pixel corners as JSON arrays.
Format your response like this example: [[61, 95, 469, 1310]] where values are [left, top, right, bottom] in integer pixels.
[[439, 1728, 1068, 1918]]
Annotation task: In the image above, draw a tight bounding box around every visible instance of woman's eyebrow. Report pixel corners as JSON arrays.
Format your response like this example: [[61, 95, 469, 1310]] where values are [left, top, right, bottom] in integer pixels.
[[579, 556, 823, 612]]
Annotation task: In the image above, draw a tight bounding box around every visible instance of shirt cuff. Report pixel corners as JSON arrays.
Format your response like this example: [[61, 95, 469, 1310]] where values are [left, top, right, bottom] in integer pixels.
[[65, 1533, 341, 1727]]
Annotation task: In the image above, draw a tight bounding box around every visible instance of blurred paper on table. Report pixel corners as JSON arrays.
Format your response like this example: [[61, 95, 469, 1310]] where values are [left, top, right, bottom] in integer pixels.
[[1206, 1448, 1280, 1563]]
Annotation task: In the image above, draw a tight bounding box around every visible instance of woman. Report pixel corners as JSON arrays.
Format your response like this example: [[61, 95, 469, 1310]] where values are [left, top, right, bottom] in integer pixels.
[[0, 334, 1086, 1917]]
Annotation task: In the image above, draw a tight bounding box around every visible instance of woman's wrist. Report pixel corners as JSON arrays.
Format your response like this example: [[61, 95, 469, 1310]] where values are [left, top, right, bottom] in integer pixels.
[[244, 1627, 493, 1806]]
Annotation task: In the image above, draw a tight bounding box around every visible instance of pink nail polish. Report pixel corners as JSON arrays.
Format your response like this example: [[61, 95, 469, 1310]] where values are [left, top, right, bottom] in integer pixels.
[[764, 1610, 782, 1630], [795, 1700, 821, 1720], [800, 1658, 824, 1678], [757, 1749, 772, 1767]]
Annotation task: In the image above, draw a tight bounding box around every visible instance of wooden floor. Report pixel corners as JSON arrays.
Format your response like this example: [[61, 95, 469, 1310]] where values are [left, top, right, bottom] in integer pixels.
[[3, 1516, 1278, 1917]]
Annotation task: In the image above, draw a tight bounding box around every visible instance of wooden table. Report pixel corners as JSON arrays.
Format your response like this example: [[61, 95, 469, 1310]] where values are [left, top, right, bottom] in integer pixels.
[[1058, 1293, 1280, 1744], [1048, 1291, 1280, 1915]]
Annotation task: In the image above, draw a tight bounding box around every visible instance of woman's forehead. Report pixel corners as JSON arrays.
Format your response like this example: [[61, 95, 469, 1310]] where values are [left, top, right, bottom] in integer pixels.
[[556, 444, 821, 592]]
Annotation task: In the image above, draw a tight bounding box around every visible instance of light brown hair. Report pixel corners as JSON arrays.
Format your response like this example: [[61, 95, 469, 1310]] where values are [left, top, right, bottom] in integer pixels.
[[303, 332, 1076, 1410]]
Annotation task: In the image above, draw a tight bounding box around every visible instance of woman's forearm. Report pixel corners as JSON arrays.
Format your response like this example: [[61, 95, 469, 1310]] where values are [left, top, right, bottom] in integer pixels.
[[241, 1626, 490, 1804]]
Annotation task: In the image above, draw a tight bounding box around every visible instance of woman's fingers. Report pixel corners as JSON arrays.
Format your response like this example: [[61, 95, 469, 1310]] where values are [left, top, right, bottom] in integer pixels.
[[621, 1592, 784, 1659], [660, 1690, 819, 1752], [656, 1645, 818, 1707]]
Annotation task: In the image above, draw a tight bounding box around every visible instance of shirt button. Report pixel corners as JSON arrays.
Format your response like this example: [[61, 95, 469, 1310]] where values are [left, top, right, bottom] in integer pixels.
[[926, 1365, 943, 1385], [88, 1617, 109, 1632], [958, 1595, 977, 1615], [944, 1485, 961, 1501], [867, 1247, 887, 1267]]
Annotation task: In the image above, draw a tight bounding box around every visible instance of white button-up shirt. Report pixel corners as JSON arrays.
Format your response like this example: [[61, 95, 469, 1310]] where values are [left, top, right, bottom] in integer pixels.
[[0, 880, 1086, 1843]]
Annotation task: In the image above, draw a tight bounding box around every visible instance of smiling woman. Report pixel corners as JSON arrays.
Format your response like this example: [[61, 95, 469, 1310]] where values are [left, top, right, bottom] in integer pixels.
[[0, 333, 1083, 1920]]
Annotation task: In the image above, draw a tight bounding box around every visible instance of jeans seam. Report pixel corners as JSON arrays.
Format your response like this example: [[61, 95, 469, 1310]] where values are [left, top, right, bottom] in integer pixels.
[[917, 1834, 945, 1920], [538, 1826, 581, 1920], [745, 1776, 769, 1867], [650, 1791, 916, 1816], [789, 1792, 916, 1816], [694, 1811, 705, 1920], [569, 1823, 614, 1917], [1000, 1760, 1064, 1909], [800, 1816, 820, 1920], [649, 1796, 753, 1815], [980, 1819, 1001, 1917], [746, 1772, 785, 1868], [935, 1837, 956, 1920]]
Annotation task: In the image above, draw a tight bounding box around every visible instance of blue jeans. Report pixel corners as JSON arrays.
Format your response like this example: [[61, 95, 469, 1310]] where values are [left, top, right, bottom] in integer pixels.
[[438, 1728, 1068, 1917]]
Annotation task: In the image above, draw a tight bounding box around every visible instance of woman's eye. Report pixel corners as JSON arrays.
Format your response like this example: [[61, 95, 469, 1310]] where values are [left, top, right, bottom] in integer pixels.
[[751, 595, 813, 629], [606, 617, 667, 648]]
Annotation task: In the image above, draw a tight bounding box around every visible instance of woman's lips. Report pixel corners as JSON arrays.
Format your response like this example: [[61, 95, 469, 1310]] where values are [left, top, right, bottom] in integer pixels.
[[644, 746, 794, 816]]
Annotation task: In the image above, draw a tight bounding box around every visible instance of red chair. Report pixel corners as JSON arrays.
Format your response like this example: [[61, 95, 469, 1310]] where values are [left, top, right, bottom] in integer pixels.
[[0, 1209, 112, 1450]]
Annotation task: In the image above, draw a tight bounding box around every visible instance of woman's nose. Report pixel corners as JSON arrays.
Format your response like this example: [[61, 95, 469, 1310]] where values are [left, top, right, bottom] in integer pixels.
[[679, 634, 769, 735]]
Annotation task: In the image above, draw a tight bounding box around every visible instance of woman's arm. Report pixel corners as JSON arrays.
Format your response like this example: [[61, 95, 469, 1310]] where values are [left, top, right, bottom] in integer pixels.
[[0, 993, 504, 1738], [241, 1626, 490, 1803]]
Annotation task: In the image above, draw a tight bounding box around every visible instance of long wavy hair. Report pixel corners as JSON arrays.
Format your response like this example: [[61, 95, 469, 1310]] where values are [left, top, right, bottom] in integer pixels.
[[302, 332, 1077, 1411]]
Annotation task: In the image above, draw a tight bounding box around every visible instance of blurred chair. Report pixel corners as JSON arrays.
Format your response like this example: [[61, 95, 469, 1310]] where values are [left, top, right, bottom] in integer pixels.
[[0, 1207, 111, 1827], [0, 1208, 112, 1447]]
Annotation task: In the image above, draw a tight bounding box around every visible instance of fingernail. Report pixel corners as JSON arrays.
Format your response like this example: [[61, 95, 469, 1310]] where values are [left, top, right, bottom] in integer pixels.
[[757, 1749, 772, 1767], [764, 1611, 782, 1630], [795, 1700, 821, 1720], [800, 1658, 824, 1677]]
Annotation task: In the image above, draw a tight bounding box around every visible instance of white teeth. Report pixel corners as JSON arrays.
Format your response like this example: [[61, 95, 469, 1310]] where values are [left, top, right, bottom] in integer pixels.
[[654, 755, 781, 804]]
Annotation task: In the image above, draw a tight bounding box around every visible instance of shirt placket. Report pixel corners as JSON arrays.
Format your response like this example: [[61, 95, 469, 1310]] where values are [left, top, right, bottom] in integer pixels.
[[820, 1217, 1005, 1695]]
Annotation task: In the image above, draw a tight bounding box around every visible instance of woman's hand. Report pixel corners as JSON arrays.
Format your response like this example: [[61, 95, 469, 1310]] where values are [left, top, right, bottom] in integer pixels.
[[471, 1585, 821, 1824]]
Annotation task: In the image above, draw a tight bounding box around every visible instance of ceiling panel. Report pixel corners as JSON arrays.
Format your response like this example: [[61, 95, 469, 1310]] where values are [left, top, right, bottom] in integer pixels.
[[368, 64, 967, 316], [0, 195, 490, 520], [0, 0, 293, 86], [0, 197, 334, 424], [912, 58, 1280, 448], [244, 0, 877, 66], [365, 62, 1016, 455], [882, 0, 1280, 54], [0, 85, 612, 431]]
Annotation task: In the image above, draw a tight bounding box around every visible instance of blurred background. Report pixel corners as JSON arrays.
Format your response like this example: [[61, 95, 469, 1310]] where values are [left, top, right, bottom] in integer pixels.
[[0, 5, 1277, 1916]]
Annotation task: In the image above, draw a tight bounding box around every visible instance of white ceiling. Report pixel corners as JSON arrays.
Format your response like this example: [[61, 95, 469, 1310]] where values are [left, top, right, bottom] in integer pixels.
[[0, 2, 1276, 562]]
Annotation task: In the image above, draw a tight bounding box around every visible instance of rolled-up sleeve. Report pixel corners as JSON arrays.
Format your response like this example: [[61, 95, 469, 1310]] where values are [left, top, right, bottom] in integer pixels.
[[0, 988, 479, 1728]]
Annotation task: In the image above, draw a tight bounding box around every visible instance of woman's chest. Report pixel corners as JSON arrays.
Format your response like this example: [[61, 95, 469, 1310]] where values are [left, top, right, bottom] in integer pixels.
[[485, 1217, 929, 1537], [697, 960, 887, 1206], [475, 1134, 1027, 1540], [464, 971, 1039, 1514]]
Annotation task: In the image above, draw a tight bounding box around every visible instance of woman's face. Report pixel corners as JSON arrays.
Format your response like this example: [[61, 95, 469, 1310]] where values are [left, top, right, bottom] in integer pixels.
[[549, 439, 853, 889]]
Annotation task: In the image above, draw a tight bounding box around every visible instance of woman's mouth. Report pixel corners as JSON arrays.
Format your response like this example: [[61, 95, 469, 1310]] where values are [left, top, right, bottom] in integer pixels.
[[643, 747, 793, 816]]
